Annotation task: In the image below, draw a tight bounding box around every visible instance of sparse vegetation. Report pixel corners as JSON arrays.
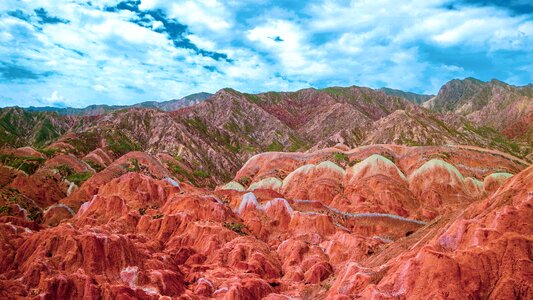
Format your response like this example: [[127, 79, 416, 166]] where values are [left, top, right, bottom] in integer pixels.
[[55, 164, 73, 177], [348, 159, 361, 167], [105, 131, 139, 156], [433, 152, 451, 160], [333, 153, 349, 163], [288, 135, 308, 152], [85, 159, 104, 172], [152, 214, 163, 219], [184, 117, 208, 135], [170, 163, 187, 175], [67, 172, 92, 186], [0, 154, 45, 175], [27, 207, 43, 222], [0, 205, 12, 215], [67, 131, 100, 154], [127, 158, 140, 172], [267, 140, 284, 152], [38, 147, 60, 157], [244, 93, 262, 103], [54, 164, 92, 185], [237, 176, 251, 187], [193, 169, 210, 178], [224, 222, 247, 235], [224, 120, 240, 133], [138, 207, 147, 215]]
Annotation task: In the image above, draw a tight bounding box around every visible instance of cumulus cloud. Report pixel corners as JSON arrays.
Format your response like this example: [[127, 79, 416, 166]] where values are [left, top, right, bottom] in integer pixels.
[[0, 0, 531, 107]]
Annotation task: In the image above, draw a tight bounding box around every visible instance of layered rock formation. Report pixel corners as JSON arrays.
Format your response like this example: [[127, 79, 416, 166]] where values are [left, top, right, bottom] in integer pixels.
[[0, 144, 530, 299]]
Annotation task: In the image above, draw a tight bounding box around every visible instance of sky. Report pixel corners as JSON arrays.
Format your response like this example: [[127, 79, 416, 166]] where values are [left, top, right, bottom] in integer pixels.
[[0, 0, 532, 108]]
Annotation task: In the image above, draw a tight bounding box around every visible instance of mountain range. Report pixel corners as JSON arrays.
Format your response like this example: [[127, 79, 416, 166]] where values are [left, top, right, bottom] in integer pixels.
[[1, 78, 531, 187], [24, 92, 212, 116], [0, 77, 532, 299]]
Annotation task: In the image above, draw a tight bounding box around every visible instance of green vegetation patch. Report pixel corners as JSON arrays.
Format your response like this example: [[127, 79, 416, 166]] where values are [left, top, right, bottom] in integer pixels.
[[34, 118, 61, 147], [322, 87, 346, 96], [348, 159, 361, 167], [27, 207, 43, 222], [105, 131, 139, 156], [127, 159, 140, 172], [67, 172, 93, 186], [267, 140, 284, 152], [244, 93, 262, 103], [0, 205, 12, 215], [184, 117, 209, 135], [37, 147, 60, 157], [68, 131, 100, 155], [193, 169, 210, 178], [170, 163, 189, 176], [0, 154, 45, 175], [55, 163, 93, 185], [288, 135, 308, 152], [380, 152, 396, 163], [463, 122, 523, 156], [333, 153, 349, 163], [85, 159, 104, 172], [55, 164, 74, 177], [224, 222, 247, 235]]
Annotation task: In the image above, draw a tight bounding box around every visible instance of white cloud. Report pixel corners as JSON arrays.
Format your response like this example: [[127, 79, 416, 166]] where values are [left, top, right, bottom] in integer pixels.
[[42, 91, 70, 106], [247, 19, 330, 76], [0, 0, 531, 108], [187, 34, 217, 51], [169, 0, 232, 32]]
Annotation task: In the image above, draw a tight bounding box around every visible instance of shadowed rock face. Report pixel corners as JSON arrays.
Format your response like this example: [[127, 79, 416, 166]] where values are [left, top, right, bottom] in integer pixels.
[[0, 144, 530, 299]]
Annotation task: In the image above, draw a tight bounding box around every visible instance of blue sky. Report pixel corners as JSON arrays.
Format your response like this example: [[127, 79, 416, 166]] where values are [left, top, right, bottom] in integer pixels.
[[0, 0, 532, 108]]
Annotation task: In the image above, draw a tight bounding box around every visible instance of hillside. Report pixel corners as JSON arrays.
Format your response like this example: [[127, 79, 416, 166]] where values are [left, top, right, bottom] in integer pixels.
[[423, 78, 533, 134], [1, 80, 531, 187]]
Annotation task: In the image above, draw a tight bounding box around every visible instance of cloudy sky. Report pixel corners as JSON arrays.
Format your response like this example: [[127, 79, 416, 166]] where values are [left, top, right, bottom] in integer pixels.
[[0, 0, 532, 107]]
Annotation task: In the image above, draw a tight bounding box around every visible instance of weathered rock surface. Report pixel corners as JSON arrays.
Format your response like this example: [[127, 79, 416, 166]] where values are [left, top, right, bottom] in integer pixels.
[[0, 145, 530, 299]]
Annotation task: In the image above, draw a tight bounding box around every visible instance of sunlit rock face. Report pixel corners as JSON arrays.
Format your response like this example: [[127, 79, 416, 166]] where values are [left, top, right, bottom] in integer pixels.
[[0, 144, 530, 299]]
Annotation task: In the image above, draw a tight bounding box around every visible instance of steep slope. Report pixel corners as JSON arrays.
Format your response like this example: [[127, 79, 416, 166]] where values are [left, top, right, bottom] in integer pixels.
[[0, 108, 75, 148], [424, 78, 533, 133], [361, 106, 528, 158], [424, 77, 487, 112], [45, 108, 246, 186]]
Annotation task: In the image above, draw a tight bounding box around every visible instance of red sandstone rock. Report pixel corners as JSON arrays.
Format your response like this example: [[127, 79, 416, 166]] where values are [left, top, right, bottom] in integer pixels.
[[0, 145, 529, 299], [44, 154, 94, 173], [328, 164, 533, 299], [83, 148, 113, 168], [61, 151, 173, 210], [0, 147, 45, 158]]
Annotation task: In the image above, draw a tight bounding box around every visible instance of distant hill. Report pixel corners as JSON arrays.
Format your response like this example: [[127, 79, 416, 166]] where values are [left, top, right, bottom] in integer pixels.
[[25, 92, 212, 116], [379, 87, 433, 104], [423, 78, 533, 135]]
